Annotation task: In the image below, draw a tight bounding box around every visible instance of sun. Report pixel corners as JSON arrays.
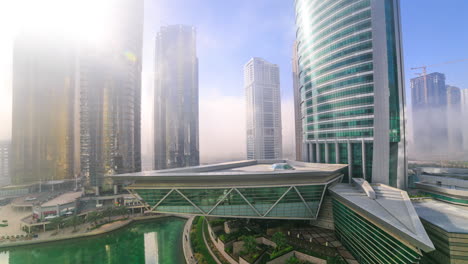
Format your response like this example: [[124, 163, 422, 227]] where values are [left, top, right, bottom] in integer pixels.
[[7, 0, 114, 47]]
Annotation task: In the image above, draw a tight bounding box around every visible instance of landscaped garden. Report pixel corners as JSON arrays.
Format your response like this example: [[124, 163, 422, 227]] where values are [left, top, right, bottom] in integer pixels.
[[202, 217, 348, 264]]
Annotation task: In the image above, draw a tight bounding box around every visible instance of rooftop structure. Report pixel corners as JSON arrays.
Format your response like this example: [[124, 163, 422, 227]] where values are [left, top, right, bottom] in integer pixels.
[[414, 167, 468, 205], [414, 200, 468, 234], [329, 179, 434, 263], [414, 200, 468, 263], [112, 160, 347, 220]]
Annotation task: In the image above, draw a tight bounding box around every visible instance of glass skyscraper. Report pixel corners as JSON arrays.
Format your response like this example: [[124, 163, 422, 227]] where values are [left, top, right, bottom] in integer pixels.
[[245, 58, 282, 160], [0, 141, 11, 187], [80, 0, 143, 188], [11, 33, 78, 185], [294, 0, 407, 188], [154, 25, 200, 170]]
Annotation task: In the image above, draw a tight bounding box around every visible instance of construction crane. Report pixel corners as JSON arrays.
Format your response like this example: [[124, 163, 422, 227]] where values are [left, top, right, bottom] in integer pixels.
[[410, 58, 468, 102]]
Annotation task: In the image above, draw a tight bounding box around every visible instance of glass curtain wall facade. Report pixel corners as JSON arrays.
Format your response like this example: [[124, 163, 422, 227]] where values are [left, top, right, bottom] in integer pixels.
[[333, 199, 422, 263], [295, 0, 407, 188], [80, 0, 143, 187], [132, 184, 328, 219], [293, 42, 303, 160], [245, 58, 283, 160], [154, 25, 199, 170], [420, 220, 468, 264], [11, 34, 77, 185], [0, 141, 11, 186]]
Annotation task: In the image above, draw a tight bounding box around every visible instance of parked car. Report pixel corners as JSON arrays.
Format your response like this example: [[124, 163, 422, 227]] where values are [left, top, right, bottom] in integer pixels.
[[44, 215, 58, 221]]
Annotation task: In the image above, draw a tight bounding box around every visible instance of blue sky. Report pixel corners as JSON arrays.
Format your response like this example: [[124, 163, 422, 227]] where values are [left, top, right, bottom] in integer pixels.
[[1, 0, 467, 160], [140, 0, 468, 161], [143, 0, 468, 102]]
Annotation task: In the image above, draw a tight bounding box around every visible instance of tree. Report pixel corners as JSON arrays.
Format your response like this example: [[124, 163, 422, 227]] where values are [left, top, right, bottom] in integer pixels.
[[87, 211, 101, 226], [272, 232, 287, 250], [241, 235, 257, 255], [117, 206, 129, 217], [103, 206, 116, 221], [49, 217, 63, 232], [65, 215, 81, 232]]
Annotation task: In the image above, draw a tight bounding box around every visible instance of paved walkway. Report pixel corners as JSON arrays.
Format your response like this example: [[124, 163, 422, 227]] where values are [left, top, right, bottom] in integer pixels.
[[182, 216, 197, 264], [0, 205, 30, 236], [201, 218, 222, 264], [0, 214, 167, 248]]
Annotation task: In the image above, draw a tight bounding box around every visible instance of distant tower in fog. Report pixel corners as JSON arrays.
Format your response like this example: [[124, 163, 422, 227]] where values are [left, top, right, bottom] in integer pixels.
[[80, 0, 143, 188], [245, 57, 282, 160], [446, 85, 462, 153], [461, 89, 468, 152], [11, 33, 77, 185], [410, 72, 448, 154], [154, 25, 199, 170], [0, 141, 10, 187]]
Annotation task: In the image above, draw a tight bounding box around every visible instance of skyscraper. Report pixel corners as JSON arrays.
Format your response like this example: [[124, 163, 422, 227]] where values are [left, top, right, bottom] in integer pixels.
[[245, 58, 282, 160], [292, 41, 303, 161], [80, 0, 143, 188], [11, 33, 78, 185], [461, 89, 468, 152], [410, 72, 448, 154], [446, 85, 462, 153], [0, 141, 10, 187], [294, 0, 407, 188], [154, 25, 199, 170]]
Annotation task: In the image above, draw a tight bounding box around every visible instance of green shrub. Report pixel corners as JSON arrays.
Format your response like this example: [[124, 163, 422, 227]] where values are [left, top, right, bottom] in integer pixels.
[[190, 216, 217, 264], [270, 245, 293, 260]]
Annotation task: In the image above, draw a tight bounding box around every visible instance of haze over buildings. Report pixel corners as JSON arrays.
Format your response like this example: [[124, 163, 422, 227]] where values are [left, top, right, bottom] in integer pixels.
[[410, 72, 448, 155], [80, 0, 143, 188], [295, 0, 407, 188], [244, 58, 282, 160], [8, 0, 144, 188], [153, 25, 200, 170], [0, 140, 10, 187], [11, 33, 78, 185]]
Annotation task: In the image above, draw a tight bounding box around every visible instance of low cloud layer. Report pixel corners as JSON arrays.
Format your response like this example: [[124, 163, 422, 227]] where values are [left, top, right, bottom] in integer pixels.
[[199, 94, 295, 164]]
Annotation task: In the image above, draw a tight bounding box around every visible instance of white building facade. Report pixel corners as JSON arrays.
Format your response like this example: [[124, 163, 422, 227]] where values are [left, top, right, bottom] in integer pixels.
[[244, 58, 282, 160]]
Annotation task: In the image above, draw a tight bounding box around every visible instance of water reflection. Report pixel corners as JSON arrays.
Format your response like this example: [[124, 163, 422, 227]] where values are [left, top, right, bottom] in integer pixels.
[[144, 232, 158, 264], [0, 217, 185, 264]]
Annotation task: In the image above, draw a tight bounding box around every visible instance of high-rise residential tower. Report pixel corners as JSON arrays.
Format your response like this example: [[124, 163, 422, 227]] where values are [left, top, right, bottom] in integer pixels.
[[154, 25, 199, 170], [292, 41, 303, 161], [11, 33, 78, 185], [245, 58, 282, 160], [446, 85, 462, 153], [461, 89, 468, 152], [0, 141, 10, 187], [410, 72, 448, 155], [294, 0, 407, 188], [80, 0, 143, 188]]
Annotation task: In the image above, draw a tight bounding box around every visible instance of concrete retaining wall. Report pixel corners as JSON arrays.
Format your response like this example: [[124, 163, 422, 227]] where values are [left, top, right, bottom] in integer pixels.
[[206, 220, 238, 264], [266, 251, 294, 264], [295, 251, 327, 264]]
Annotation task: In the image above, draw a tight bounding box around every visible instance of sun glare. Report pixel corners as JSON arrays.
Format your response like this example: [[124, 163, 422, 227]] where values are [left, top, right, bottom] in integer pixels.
[[10, 0, 113, 47]]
